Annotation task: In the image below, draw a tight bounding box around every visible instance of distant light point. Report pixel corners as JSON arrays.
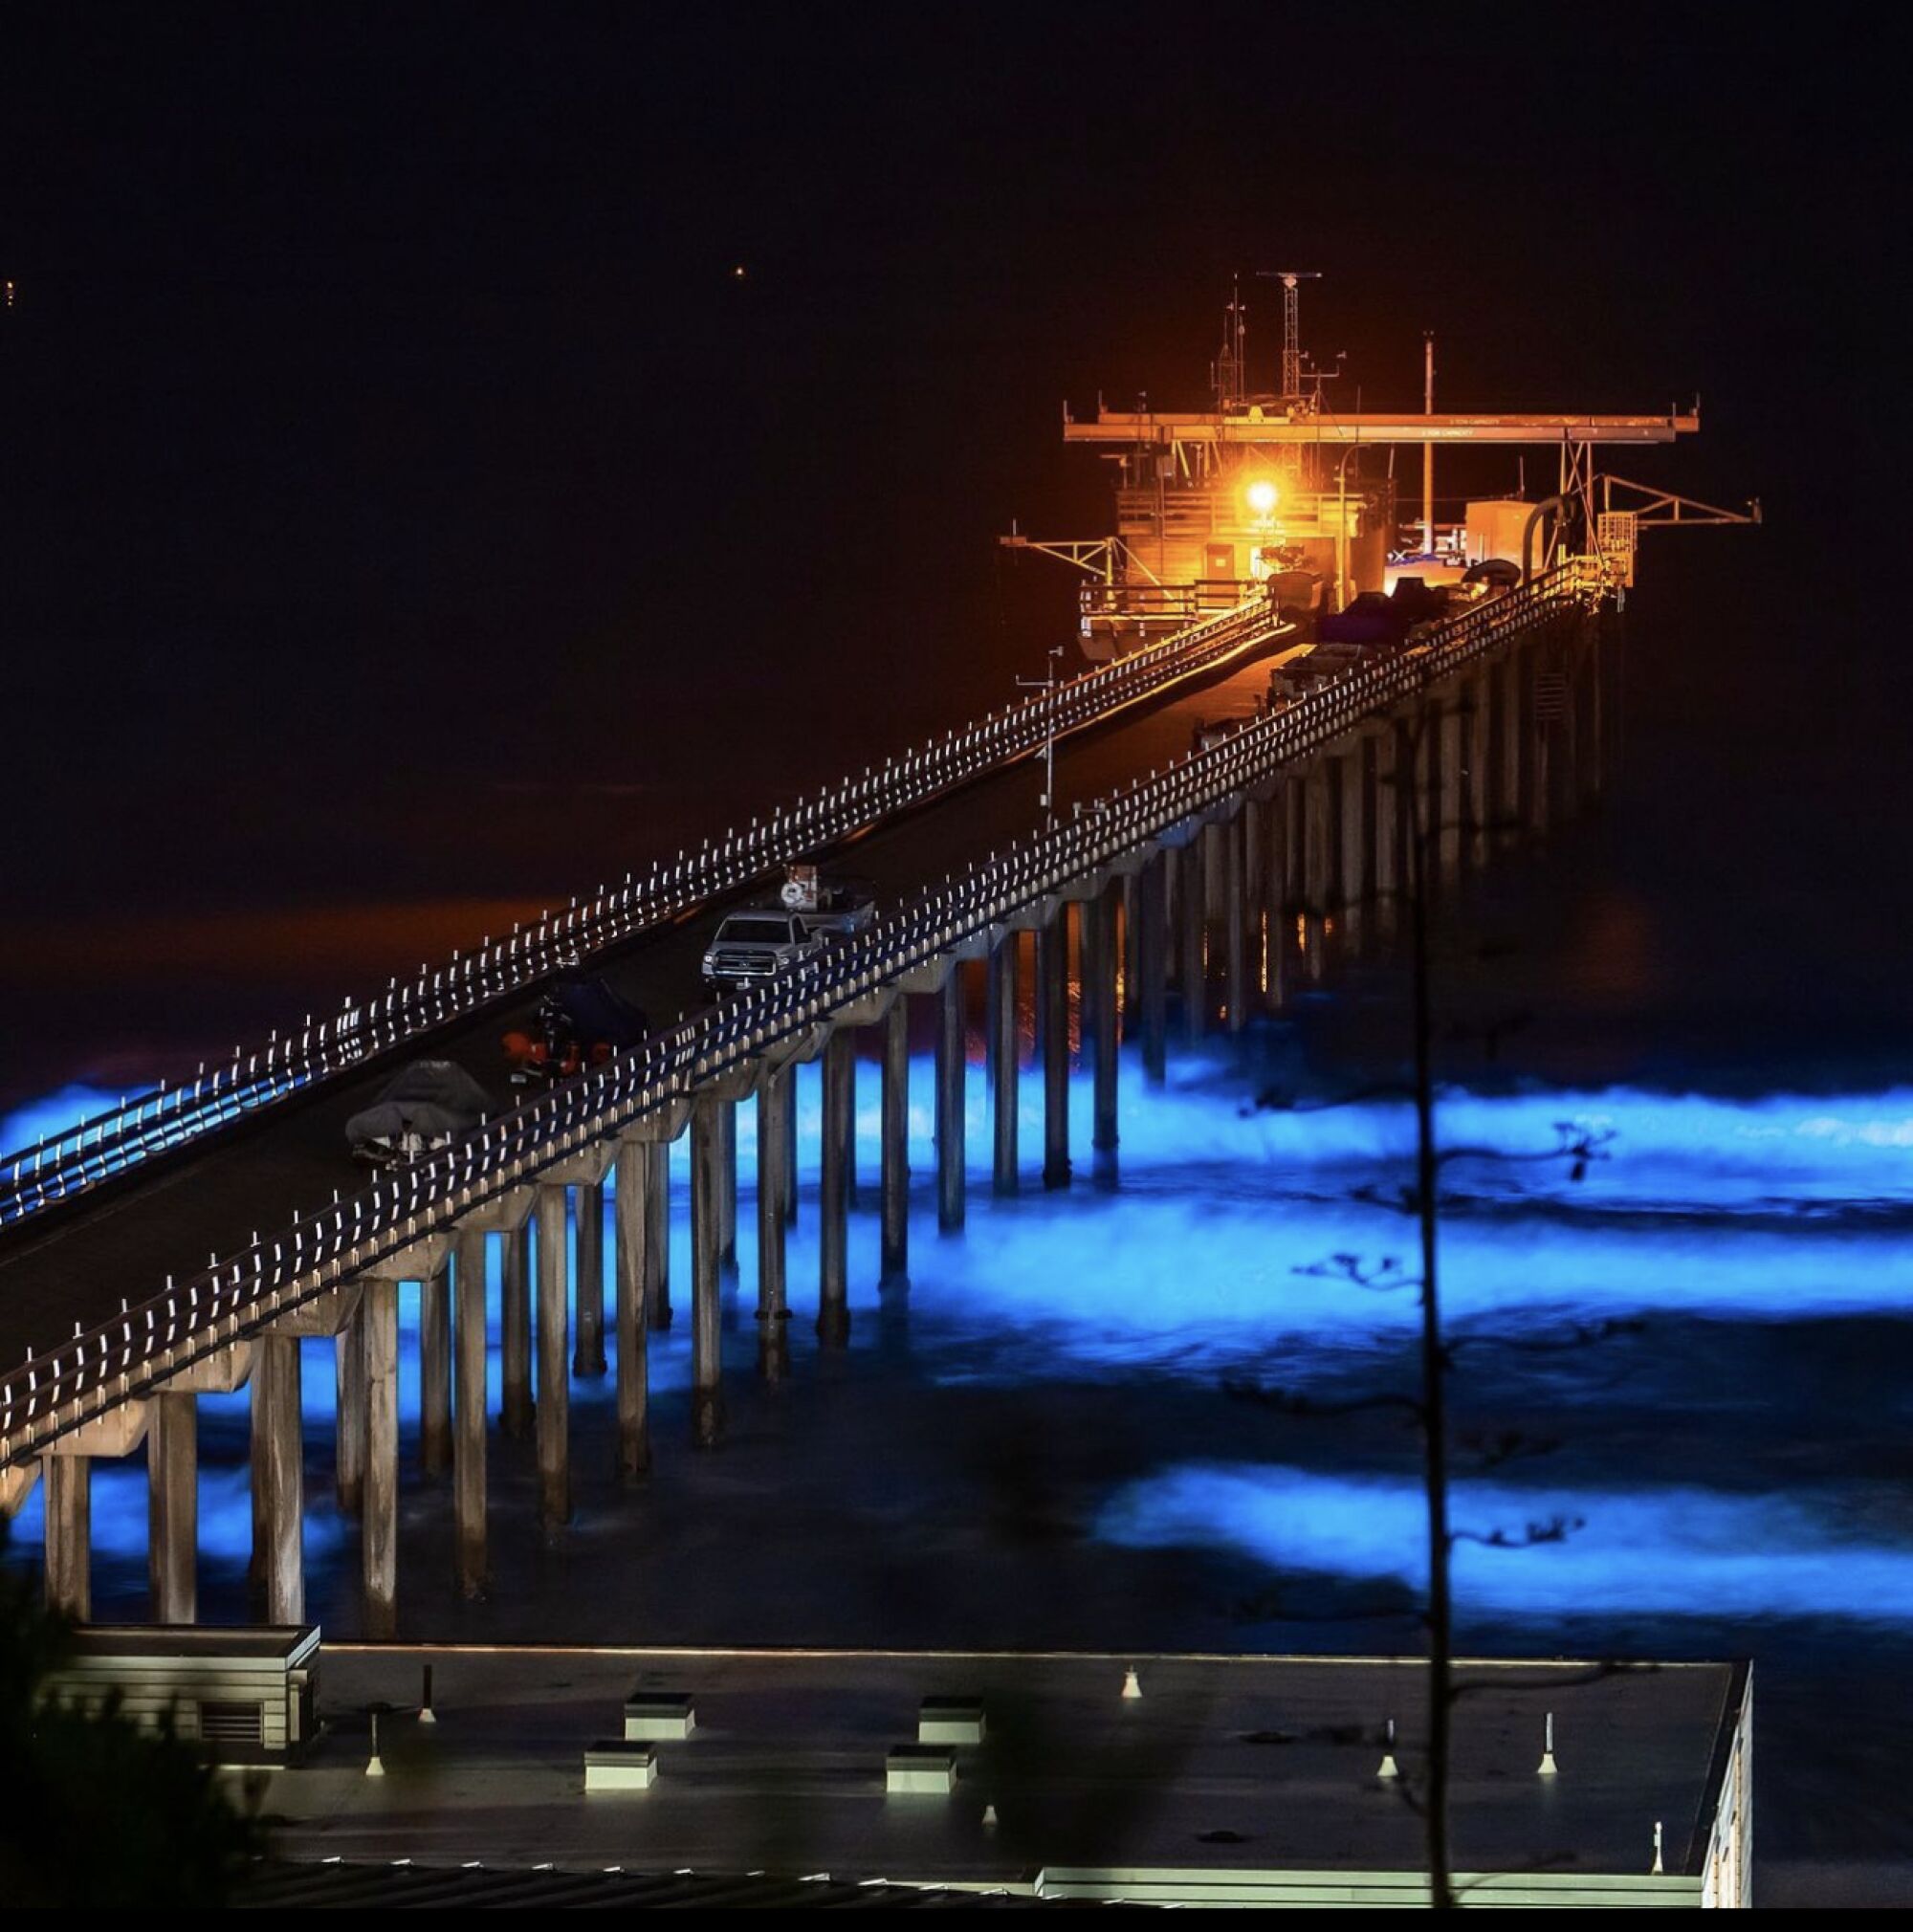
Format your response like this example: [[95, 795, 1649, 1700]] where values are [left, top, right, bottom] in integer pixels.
[[732, 264, 747, 280]]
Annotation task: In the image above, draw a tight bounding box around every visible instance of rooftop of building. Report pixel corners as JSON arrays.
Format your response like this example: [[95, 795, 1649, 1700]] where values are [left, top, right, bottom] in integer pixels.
[[247, 1641, 1746, 1900]]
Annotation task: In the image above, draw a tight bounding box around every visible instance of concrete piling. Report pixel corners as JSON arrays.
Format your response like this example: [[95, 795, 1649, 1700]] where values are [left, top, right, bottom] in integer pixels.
[[1340, 742, 1370, 952], [1302, 764, 1331, 980], [1439, 691, 1467, 885], [1088, 885, 1120, 1155], [756, 1070, 791, 1381], [990, 933, 1020, 1194], [43, 1452, 91, 1622], [335, 1315, 365, 1513], [1040, 909, 1070, 1190], [535, 1184, 572, 1523], [935, 966, 966, 1231], [147, 1390, 197, 1624], [1466, 672, 1493, 868], [452, 1226, 488, 1594], [362, 1276, 399, 1639], [716, 1100, 738, 1270], [646, 1135, 672, 1330], [420, 1262, 452, 1476], [1374, 718, 1405, 939], [688, 1101, 725, 1444], [1262, 790, 1287, 1010], [253, 1333, 304, 1625], [613, 1140, 654, 1469], [1138, 849, 1168, 1086], [501, 1221, 534, 1437], [880, 997, 910, 1281], [573, 1181, 606, 1376], [1224, 811, 1248, 1030], [1179, 839, 1206, 1041], [819, 1032, 853, 1345]]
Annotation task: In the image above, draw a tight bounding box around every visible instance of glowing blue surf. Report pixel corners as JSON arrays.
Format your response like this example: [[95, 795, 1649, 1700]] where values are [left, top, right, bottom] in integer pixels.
[[1098, 1461, 1913, 1623]]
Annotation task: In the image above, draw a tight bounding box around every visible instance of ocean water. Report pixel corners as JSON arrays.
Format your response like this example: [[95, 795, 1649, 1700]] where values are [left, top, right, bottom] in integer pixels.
[[7, 557, 1913, 1894]]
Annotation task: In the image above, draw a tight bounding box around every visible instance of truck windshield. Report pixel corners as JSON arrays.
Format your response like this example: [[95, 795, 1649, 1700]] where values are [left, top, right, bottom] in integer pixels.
[[720, 917, 794, 943]]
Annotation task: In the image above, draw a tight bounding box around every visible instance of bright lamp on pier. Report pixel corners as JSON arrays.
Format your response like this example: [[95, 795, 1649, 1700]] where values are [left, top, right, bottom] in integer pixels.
[[1244, 478, 1279, 516]]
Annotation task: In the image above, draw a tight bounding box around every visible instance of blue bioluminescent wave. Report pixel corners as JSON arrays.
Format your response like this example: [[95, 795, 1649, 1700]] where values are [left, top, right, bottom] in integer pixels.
[[1097, 1462, 1913, 1622]]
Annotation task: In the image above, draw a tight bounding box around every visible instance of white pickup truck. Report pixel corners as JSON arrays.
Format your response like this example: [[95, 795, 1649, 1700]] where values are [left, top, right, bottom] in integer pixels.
[[700, 867, 876, 993]]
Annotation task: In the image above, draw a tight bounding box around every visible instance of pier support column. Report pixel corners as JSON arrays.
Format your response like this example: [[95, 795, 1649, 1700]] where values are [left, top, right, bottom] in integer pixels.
[[535, 1184, 571, 1525], [1088, 885, 1120, 1156], [1121, 871, 1140, 1032], [990, 933, 1020, 1194], [1303, 764, 1332, 981], [573, 1181, 606, 1376], [1224, 811, 1249, 1031], [646, 1137, 672, 1330], [1340, 744, 1370, 954], [420, 1262, 452, 1476], [1497, 651, 1522, 848], [756, 1072, 791, 1381], [362, 1276, 399, 1640], [43, 1453, 90, 1621], [253, 1334, 303, 1626], [716, 1100, 738, 1270], [935, 967, 966, 1230], [334, 1314, 365, 1514], [1242, 798, 1265, 1006], [1040, 907, 1071, 1190], [1466, 673, 1493, 868], [452, 1227, 488, 1595], [613, 1142, 655, 1470], [880, 997, 910, 1281], [1439, 691, 1467, 885], [819, 1034, 853, 1339], [1138, 849, 1168, 1086], [819, 1032, 853, 1345], [686, 1100, 724, 1442], [1374, 721, 1405, 943], [147, 1390, 197, 1624], [781, 1069, 799, 1224], [1559, 631, 1586, 816], [1582, 621, 1607, 802], [1179, 840, 1207, 1041], [1522, 645, 1550, 839], [501, 1222, 534, 1437], [1263, 790, 1288, 1009]]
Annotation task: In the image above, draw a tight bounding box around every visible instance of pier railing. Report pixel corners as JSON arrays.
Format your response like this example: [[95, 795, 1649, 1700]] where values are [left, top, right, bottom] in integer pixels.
[[0, 568, 1576, 1469], [0, 596, 1286, 1230]]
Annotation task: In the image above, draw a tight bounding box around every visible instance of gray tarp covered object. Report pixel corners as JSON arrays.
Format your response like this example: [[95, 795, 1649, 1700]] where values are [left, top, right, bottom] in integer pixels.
[[345, 1059, 491, 1152]]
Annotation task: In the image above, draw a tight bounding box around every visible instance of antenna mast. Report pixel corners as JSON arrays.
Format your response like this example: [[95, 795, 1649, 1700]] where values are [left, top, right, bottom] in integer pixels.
[[1258, 270, 1321, 402]]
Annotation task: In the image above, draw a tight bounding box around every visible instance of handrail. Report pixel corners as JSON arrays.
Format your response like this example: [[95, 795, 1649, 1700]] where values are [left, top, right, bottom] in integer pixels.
[[0, 570, 1578, 1469], [0, 596, 1285, 1230]]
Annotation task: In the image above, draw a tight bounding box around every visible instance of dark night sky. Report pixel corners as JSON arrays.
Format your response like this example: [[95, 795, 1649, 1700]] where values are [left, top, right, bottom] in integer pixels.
[[1, 6, 1906, 1094]]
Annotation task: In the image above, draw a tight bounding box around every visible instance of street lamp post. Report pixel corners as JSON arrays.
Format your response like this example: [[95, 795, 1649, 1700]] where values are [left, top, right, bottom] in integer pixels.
[[1017, 644, 1066, 831]]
